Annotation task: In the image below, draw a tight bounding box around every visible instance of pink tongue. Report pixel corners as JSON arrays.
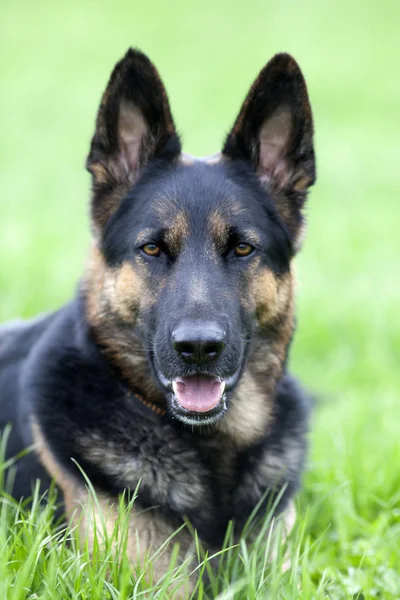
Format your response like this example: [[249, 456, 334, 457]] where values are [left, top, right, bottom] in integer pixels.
[[173, 376, 224, 413]]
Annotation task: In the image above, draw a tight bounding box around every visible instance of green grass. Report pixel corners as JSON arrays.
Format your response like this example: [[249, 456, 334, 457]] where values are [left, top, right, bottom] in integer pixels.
[[1, 0, 400, 597]]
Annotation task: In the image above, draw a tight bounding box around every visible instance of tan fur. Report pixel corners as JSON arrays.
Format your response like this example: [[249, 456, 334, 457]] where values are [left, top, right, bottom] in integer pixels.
[[208, 211, 260, 254], [208, 210, 229, 252], [92, 333, 162, 402], [251, 266, 278, 318], [90, 182, 132, 236], [283, 501, 296, 537], [84, 246, 163, 401], [83, 245, 107, 327], [31, 418, 78, 512], [217, 368, 273, 446], [88, 162, 110, 185], [293, 174, 313, 192], [84, 246, 142, 326], [164, 211, 190, 254], [85, 245, 161, 325], [32, 419, 195, 596], [252, 269, 292, 327], [76, 497, 195, 596], [217, 330, 293, 447], [113, 262, 143, 323], [272, 501, 296, 572], [217, 268, 295, 446], [133, 201, 190, 256]]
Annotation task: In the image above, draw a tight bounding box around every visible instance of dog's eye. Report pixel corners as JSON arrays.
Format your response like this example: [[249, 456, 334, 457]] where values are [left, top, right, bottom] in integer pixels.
[[142, 243, 161, 257], [234, 243, 254, 257]]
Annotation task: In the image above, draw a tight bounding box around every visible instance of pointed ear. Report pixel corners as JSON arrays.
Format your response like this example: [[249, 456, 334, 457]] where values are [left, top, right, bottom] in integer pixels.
[[223, 53, 316, 247], [86, 48, 181, 229]]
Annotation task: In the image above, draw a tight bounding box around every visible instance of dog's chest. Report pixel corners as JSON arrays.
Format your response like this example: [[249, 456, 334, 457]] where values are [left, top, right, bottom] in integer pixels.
[[77, 416, 241, 532], [131, 427, 241, 542]]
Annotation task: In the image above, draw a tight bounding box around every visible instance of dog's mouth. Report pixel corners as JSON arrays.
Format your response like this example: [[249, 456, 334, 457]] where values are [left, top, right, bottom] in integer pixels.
[[170, 375, 227, 425], [173, 375, 225, 412], [155, 367, 240, 425]]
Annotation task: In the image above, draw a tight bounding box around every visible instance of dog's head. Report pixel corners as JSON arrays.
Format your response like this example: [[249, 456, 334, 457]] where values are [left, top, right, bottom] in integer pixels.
[[84, 49, 315, 430]]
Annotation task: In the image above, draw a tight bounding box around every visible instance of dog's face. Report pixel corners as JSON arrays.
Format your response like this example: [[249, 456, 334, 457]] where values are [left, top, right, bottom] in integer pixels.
[[85, 49, 315, 427]]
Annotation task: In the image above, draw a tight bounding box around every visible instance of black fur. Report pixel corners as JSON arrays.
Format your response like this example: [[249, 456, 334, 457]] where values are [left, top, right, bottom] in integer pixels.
[[0, 48, 316, 567]]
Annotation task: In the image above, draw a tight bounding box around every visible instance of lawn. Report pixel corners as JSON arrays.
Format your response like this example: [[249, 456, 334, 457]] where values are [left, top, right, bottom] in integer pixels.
[[1, 0, 400, 597]]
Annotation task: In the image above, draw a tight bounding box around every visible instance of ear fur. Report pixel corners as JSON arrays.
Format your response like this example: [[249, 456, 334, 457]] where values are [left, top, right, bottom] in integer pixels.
[[223, 53, 316, 245], [87, 48, 180, 229]]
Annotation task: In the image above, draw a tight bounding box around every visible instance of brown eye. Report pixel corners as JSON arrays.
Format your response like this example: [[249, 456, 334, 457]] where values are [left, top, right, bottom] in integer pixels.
[[234, 243, 254, 257], [142, 243, 161, 257]]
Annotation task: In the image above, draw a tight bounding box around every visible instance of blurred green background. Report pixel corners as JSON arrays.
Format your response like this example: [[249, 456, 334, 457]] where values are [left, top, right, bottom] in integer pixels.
[[1, 0, 399, 398], [1, 0, 400, 593]]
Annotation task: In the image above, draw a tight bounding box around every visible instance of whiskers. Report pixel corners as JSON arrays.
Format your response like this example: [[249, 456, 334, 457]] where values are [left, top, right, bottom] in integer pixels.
[[126, 336, 155, 355]]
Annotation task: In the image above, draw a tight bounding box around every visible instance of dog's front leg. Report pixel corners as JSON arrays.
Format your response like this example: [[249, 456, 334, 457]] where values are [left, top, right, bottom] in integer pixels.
[[229, 438, 305, 569]]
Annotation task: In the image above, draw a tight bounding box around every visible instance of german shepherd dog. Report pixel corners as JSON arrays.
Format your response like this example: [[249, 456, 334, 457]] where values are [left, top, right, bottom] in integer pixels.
[[0, 49, 316, 588]]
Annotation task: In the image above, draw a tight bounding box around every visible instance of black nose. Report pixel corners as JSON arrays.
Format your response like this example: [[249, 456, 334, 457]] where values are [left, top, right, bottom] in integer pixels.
[[172, 320, 226, 363]]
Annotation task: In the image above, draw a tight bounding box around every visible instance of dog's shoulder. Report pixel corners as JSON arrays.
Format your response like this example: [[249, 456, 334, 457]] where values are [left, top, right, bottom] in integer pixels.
[[0, 309, 66, 499], [0, 310, 60, 437], [0, 312, 56, 365]]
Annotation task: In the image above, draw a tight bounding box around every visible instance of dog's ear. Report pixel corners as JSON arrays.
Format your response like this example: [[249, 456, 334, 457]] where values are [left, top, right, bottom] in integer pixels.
[[87, 48, 180, 229], [223, 53, 315, 246]]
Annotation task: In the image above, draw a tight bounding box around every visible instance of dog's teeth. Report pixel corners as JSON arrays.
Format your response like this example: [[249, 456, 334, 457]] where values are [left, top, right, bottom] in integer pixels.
[[220, 381, 226, 396], [172, 381, 178, 395]]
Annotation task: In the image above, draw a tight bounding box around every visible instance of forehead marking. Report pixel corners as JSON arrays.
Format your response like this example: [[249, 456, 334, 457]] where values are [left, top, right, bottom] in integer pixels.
[[164, 210, 190, 254], [208, 209, 229, 251]]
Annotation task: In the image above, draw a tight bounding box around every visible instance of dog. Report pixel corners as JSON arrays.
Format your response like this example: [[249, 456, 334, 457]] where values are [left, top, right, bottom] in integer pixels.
[[0, 48, 316, 589]]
